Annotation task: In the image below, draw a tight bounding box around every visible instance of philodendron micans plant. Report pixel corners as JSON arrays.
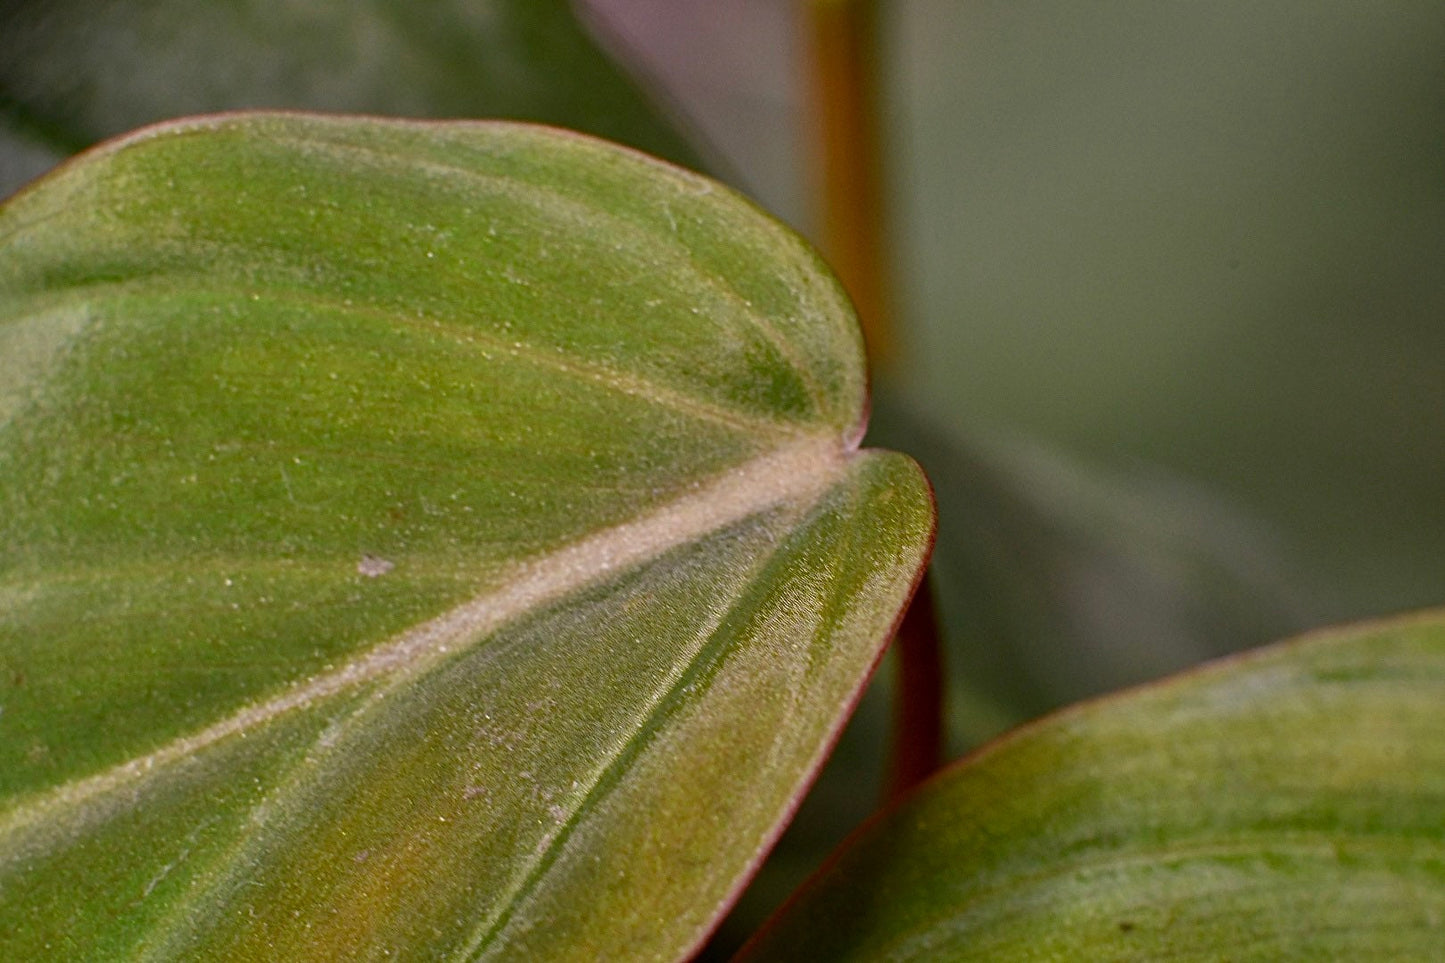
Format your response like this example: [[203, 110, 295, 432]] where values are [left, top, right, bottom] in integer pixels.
[[0, 113, 1441, 960]]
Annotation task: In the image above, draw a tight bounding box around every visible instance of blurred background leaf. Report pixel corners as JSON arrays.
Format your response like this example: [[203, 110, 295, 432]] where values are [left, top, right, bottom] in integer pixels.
[[0, 0, 702, 194], [869, 397, 1311, 747], [0, 119, 63, 197]]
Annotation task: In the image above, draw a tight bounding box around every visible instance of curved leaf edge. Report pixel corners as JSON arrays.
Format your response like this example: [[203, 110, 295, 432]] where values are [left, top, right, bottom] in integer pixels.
[[681, 468, 938, 961]]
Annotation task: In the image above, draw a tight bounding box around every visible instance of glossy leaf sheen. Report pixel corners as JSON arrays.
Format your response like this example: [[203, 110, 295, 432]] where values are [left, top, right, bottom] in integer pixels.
[[0, 114, 933, 960], [740, 613, 1445, 961]]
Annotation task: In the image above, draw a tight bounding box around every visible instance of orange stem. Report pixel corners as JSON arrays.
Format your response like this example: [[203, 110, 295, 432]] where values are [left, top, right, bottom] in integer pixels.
[[803, 0, 896, 372]]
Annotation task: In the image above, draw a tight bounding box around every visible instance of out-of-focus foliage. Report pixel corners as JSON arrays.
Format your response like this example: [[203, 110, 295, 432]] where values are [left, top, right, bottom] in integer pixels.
[[0, 0, 701, 196], [892, 3, 1445, 617], [869, 398, 1309, 747]]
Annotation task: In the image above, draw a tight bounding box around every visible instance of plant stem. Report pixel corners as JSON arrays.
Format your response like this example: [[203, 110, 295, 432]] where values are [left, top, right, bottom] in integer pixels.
[[803, 0, 894, 371], [804, 0, 945, 798], [885, 575, 944, 800]]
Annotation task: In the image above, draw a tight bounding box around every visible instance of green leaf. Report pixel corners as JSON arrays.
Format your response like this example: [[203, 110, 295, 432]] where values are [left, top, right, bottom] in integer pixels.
[[0, 0, 701, 194], [0, 113, 933, 960], [738, 612, 1445, 960]]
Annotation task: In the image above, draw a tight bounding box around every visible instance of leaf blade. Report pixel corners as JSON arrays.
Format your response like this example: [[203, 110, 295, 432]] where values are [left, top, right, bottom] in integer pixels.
[[0, 114, 933, 960]]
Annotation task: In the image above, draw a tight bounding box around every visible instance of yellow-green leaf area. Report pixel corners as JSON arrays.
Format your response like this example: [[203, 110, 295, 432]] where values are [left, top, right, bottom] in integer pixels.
[[0, 114, 932, 960], [739, 613, 1445, 961]]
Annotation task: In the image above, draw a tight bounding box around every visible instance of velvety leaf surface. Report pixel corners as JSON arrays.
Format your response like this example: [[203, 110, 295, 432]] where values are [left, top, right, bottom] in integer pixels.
[[0, 113, 933, 960], [0, 0, 701, 197], [738, 613, 1445, 961]]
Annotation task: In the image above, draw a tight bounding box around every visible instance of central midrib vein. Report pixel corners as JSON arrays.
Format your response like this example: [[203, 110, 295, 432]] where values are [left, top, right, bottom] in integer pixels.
[[0, 435, 854, 852]]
